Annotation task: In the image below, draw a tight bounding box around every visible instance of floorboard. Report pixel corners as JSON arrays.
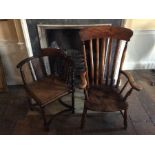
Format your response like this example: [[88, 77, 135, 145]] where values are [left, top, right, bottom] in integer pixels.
[[0, 70, 155, 135]]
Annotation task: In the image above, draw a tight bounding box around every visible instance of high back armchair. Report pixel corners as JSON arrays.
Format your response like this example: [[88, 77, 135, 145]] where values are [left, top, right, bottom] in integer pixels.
[[17, 48, 75, 129], [79, 26, 142, 129]]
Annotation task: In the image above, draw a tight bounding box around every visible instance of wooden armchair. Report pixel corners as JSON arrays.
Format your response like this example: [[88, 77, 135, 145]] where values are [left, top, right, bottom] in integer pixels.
[[17, 48, 75, 129], [79, 26, 142, 129]]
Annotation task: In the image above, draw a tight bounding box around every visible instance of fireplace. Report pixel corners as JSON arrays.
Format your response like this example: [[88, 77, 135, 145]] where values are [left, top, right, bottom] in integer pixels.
[[26, 19, 122, 55], [26, 19, 123, 84], [37, 24, 110, 49], [37, 24, 111, 81], [46, 29, 81, 51]]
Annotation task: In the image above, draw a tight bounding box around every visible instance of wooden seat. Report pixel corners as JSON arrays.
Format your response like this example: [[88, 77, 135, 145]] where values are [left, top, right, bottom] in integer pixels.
[[79, 26, 142, 129], [86, 86, 127, 112], [27, 76, 71, 107], [17, 48, 75, 130]]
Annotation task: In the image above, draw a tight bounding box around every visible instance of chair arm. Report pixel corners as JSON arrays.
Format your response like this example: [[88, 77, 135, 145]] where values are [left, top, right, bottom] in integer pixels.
[[16, 56, 35, 69], [79, 71, 87, 89], [120, 70, 143, 91]]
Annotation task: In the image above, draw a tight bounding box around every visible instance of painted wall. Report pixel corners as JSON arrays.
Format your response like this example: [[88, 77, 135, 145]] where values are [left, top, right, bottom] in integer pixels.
[[125, 19, 155, 30], [123, 19, 155, 70], [0, 20, 18, 41], [0, 20, 29, 85]]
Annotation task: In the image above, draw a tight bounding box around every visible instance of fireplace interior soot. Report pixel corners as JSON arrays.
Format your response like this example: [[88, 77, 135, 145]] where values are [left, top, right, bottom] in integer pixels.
[[46, 29, 82, 51], [45, 28, 116, 85], [45, 29, 85, 84]]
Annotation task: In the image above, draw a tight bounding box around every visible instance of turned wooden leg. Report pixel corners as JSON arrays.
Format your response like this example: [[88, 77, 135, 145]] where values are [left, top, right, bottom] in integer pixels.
[[71, 69, 75, 114], [124, 109, 127, 129], [72, 91, 75, 114], [40, 106, 49, 130], [81, 105, 87, 129]]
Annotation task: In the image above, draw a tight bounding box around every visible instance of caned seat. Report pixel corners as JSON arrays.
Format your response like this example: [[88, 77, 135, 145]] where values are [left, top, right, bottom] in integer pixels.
[[79, 26, 142, 129]]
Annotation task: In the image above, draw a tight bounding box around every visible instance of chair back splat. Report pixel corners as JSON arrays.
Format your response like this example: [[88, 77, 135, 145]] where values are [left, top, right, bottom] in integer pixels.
[[79, 26, 133, 87]]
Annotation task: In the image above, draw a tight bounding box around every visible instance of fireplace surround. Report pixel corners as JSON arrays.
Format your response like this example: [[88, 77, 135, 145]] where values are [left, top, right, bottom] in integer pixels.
[[37, 24, 112, 79], [26, 19, 122, 83], [26, 19, 122, 55], [37, 24, 111, 49]]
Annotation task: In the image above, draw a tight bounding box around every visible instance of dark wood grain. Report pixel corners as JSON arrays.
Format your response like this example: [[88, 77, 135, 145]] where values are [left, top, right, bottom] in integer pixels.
[[106, 37, 112, 85], [89, 39, 94, 85], [79, 26, 133, 41], [82, 43, 89, 87], [79, 26, 141, 129], [96, 38, 99, 85], [100, 38, 106, 85]]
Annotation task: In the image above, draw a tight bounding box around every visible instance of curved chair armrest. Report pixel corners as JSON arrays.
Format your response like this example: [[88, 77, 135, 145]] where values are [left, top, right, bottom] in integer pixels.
[[79, 71, 87, 89], [120, 70, 143, 91], [16, 56, 35, 69]]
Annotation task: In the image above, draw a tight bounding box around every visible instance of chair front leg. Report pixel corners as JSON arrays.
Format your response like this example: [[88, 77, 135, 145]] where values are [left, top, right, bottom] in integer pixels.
[[124, 109, 127, 129], [72, 91, 75, 113], [81, 104, 87, 129], [71, 66, 75, 114], [40, 106, 49, 130]]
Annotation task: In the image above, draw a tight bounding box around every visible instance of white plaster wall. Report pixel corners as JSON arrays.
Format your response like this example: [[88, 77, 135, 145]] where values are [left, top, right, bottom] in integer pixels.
[[123, 30, 155, 70]]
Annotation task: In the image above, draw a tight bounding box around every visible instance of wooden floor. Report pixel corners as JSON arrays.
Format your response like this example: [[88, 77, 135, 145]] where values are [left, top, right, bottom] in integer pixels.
[[0, 70, 155, 135]]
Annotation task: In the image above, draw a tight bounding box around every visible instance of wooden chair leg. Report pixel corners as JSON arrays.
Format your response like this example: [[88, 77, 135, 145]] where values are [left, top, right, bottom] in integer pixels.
[[124, 109, 127, 129], [81, 106, 87, 129], [72, 91, 75, 114], [40, 106, 49, 130]]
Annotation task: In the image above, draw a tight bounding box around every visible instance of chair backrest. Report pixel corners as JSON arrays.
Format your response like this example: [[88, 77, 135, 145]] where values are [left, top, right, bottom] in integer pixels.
[[17, 48, 73, 86], [79, 26, 133, 88]]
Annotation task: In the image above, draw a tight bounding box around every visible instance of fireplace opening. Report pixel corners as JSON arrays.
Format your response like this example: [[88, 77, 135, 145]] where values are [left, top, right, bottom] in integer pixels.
[[44, 28, 84, 84], [37, 24, 115, 85], [46, 29, 82, 51]]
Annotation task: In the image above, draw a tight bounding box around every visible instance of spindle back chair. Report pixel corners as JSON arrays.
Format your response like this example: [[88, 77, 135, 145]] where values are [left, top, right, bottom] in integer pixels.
[[79, 26, 142, 129]]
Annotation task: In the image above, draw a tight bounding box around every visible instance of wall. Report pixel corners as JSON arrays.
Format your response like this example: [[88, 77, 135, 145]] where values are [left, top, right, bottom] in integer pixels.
[[0, 20, 29, 85], [125, 19, 155, 30], [123, 19, 155, 70], [0, 20, 18, 41]]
